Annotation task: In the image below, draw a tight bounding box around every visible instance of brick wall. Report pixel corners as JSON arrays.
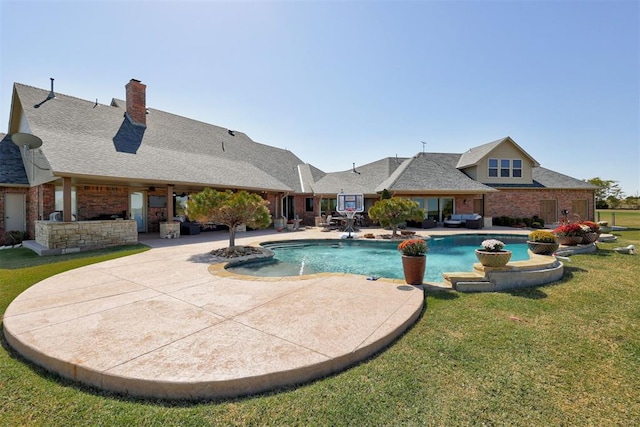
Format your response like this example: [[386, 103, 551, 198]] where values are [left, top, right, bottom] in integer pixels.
[[485, 189, 594, 220], [77, 185, 129, 220]]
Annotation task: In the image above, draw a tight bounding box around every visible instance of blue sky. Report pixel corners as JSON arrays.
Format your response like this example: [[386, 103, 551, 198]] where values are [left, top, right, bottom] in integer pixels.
[[1, 0, 638, 196]]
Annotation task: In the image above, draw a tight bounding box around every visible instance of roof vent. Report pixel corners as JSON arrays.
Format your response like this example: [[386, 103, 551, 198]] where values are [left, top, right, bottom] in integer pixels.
[[34, 78, 56, 108], [228, 130, 235, 136]]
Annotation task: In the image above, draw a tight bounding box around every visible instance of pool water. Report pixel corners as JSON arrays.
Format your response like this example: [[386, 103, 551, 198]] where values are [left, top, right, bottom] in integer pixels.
[[227, 234, 530, 282]]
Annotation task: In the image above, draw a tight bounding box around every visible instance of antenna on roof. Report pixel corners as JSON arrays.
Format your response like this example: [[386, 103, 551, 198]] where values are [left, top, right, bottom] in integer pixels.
[[352, 162, 360, 175], [421, 141, 427, 153], [93, 98, 98, 108], [34, 78, 56, 108]]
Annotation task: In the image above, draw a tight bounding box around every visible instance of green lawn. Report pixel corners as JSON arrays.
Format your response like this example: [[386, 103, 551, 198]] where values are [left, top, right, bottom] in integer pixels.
[[1, 233, 639, 426], [596, 208, 640, 228]]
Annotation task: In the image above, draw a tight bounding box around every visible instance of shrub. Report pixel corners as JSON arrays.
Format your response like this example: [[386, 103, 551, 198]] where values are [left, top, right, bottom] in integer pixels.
[[4, 231, 27, 247]]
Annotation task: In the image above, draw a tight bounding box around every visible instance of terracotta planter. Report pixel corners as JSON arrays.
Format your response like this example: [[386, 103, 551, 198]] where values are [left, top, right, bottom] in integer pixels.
[[401, 255, 426, 285], [581, 232, 598, 244], [557, 235, 583, 246], [475, 249, 512, 267], [527, 241, 560, 255]]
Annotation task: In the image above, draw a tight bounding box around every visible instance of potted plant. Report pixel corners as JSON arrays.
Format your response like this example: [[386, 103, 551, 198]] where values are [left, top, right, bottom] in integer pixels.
[[553, 223, 584, 246], [580, 221, 600, 244], [398, 238, 428, 285], [475, 239, 512, 267], [527, 230, 559, 255]]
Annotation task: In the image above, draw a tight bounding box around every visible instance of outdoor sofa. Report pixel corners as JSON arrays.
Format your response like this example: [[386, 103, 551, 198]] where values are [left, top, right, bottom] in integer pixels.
[[444, 214, 483, 229]]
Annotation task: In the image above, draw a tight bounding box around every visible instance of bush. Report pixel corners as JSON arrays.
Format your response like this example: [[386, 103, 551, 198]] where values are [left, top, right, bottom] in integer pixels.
[[4, 231, 27, 246]]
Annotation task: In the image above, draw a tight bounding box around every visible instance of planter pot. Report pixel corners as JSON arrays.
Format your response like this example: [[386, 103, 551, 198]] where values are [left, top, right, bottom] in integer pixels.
[[475, 249, 512, 267], [401, 255, 426, 285], [527, 241, 560, 255], [557, 235, 583, 246], [581, 232, 598, 244]]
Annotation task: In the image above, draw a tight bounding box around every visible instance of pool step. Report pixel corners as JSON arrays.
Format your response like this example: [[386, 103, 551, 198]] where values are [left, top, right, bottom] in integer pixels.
[[442, 272, 486, 289]]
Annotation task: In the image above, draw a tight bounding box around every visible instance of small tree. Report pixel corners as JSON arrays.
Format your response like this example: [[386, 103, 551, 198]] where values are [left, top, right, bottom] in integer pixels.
[[368, 197, 425, 237], [586, 177, 624, 208], [186, 188, 271, 250]]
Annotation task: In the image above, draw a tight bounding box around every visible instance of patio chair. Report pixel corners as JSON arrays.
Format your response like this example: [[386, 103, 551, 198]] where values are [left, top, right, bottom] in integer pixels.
[[320, 215, 334, 231]]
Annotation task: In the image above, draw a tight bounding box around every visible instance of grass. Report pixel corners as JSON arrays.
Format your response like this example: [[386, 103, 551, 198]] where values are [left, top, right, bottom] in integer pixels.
[[1, 228, 639, 425], [596, 208, 640, 228]]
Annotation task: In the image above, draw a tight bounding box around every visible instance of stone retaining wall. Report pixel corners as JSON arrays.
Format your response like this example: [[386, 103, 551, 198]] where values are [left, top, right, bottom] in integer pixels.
[[35, 220, 138, 253]]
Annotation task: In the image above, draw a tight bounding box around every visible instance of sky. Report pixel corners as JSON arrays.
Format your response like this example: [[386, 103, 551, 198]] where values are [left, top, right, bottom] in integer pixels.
[[1, 0, 639, 196]]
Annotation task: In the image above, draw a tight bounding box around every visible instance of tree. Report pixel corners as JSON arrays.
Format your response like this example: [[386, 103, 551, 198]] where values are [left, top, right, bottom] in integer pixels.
[[186, 188, 271, 249], [586, 177, 625, 208], [368, 197, 425, 237], [380, 188, 392, 200]]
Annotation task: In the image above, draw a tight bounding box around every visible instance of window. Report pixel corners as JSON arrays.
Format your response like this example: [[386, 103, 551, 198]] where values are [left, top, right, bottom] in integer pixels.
[[500, 159, 510, 177], [305, 197, 314, 212], [512, 159, 522, 177], [54, 186, 77, 216], [488, 158, 498, 177], [489, 158, 523, 178]]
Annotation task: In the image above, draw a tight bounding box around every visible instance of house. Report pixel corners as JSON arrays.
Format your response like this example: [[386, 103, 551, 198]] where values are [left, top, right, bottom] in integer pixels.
[[0, 79, 596, 250]]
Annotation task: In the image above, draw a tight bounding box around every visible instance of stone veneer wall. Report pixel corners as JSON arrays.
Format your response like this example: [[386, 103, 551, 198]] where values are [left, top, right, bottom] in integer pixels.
[[35, 220, 138, 253]]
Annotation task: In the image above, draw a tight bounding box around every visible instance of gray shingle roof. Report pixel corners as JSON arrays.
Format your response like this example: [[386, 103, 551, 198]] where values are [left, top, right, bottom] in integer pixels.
[[14, 84, 307, 192], [376, 152, 497, 193], [9, 83, 594, 197], [313, 157, 408, 195], [0, 133, 29, 185], [457, 136, 539, 168], [531, 167, 598, 189]]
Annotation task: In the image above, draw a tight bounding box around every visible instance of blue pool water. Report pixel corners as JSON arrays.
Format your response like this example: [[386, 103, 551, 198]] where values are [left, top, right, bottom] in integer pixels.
[[227, 234, 530, 282]]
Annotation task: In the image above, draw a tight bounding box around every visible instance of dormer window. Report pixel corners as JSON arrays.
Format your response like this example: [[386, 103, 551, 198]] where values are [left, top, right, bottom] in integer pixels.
[[500, 159, 510, 177], [512, 159, 522, 177], [488, 158, 498, 177], [488, 158, 523, 178]]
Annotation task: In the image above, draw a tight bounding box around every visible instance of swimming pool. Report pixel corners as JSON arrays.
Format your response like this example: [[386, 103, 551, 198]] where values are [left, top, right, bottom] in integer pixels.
[[227, 234, 530, 282]]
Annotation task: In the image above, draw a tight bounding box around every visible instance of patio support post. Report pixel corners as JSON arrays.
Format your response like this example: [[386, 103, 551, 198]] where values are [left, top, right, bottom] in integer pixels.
[[62, 177, 72, 222], [167, 185, 174, 221]]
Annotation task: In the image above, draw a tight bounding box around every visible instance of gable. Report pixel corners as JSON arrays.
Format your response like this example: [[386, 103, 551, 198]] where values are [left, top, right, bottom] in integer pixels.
[[457, 137, 540, 185]]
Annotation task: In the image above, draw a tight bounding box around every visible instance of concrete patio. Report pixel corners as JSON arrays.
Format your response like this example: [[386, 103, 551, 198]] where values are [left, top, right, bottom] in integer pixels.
[[4, 227, 429, 400], [5, 225, 571, 400]]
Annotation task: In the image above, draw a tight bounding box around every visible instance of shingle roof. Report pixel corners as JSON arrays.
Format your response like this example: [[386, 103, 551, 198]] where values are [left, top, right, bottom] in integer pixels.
[[457, 136, 539, 168], [376, 152, 497, 193], [9, 83, 594, 197], [14, 84, 307, 192], [0, 133, 29, 185], [313, 157, 408, 195], [531, 167, 597, 189]]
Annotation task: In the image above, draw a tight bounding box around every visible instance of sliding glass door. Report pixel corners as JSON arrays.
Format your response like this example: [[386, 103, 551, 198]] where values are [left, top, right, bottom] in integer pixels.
[[426, 197, 455, 223]]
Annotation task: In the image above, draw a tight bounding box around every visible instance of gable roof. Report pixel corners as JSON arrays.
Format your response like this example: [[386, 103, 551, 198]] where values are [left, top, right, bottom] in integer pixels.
[[376, 152, 497, 193], [12, 83, 310, 192], [313, 157, 408, 195], [0, 133, 29, 186], [457, 136, 540, 168]]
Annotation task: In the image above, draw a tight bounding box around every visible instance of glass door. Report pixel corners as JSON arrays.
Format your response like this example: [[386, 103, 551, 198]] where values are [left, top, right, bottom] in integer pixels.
[[440, 197, 454, 221], [130, 191, 146, 232]]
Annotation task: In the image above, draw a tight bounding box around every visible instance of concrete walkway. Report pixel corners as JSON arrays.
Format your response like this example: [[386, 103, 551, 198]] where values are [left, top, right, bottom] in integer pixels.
[[4, 227, 431, 400]]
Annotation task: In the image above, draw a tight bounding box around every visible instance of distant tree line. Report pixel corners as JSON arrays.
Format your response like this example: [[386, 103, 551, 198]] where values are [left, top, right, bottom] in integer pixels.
[[586, 177, 639, 209]]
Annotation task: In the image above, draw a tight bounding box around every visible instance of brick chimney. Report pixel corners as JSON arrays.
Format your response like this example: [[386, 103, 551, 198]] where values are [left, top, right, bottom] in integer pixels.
[[125, 79, 147, 126]]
